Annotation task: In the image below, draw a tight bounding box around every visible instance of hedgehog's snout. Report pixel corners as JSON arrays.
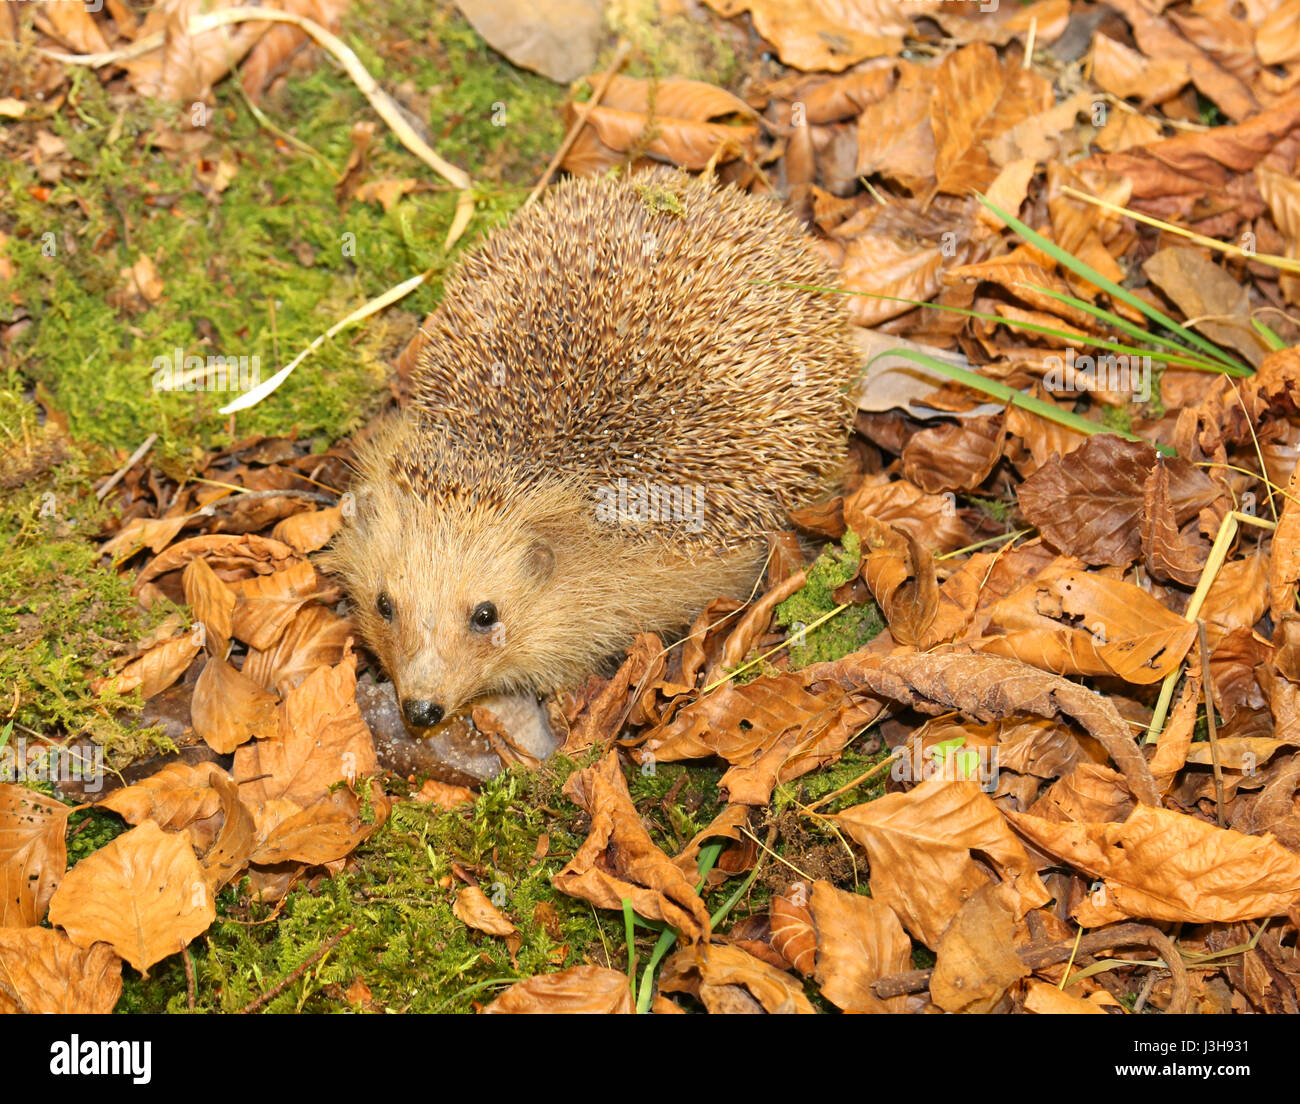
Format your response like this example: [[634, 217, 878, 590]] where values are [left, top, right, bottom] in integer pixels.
[[402, 698, 445, 728]]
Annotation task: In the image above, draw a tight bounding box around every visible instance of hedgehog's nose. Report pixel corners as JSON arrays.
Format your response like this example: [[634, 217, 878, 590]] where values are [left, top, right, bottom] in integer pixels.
[[403, 699, 445, 728]]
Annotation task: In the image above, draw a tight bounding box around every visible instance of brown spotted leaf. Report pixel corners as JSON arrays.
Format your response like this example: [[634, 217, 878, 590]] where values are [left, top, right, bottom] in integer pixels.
[[1007, 804, 1300, 924], [770, 885, 816, 975], [0, 784, 69, 927], [47, 820, 216, 975]]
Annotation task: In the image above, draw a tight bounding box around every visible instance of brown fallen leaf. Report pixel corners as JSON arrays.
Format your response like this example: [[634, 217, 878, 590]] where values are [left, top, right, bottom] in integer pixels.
[[91, 629, 201, 701], [809, 880, 912, 1013], [552, 752, 712, 942], [271, 505, 343, 554], [1142, 455, 1210, 585], [1017, 435, 1219, 567], [0, 928, 121, 1013], [48, 820, 216, 975], [901, 414, 1005, 494], [240, 603, 354, 694], [230, 559, 323, 650], [251, 781, 389, 867], [101, 514, 190, 561], [233, 648, 378, 809], [1007, 803, 1300, 924], [704, 0, 916, 72], [930, 881, 1029, 1013], [832, 778, 1050, 949], [410, 779, 476, 809], [453, 885, 518, 939], [0, 784, 69, 927], [1024, 977, 1108, 1014], [770, 885, 816, 975], [98, 761, 225, 831], [852, 516, 939, 647], [844, 473, 970, 552], [482, 965, 633, 1013], [182, 554, 236, 654], [191, 653, 280, 754], [199, 773, 258, 892], [659, 941, 814, 1013]]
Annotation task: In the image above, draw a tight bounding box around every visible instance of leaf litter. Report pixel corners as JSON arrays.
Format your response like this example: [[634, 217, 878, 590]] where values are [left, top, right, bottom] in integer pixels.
[[5, 0, 1300, 1015]]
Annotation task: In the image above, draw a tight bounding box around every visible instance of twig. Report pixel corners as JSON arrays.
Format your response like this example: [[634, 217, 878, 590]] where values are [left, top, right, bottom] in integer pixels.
[[524, 39, 631, 208], [182, 944, 196, 1010], [96, 433, 158, 501], [239, 925, 354, 1014], [1197, 620, 1226, 828], [871, 922, 1191, 1013]]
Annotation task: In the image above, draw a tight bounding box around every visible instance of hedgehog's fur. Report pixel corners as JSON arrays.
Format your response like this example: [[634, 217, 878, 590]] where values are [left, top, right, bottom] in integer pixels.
[[329, 169, 859, 726]]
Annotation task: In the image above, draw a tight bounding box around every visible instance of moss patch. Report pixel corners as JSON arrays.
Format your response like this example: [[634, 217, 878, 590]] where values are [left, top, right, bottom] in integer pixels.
[[774, 532, 885, 666]]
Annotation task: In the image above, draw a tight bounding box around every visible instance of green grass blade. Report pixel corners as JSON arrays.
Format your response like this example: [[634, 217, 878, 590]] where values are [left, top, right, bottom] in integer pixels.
[[975, 193, 1251, 374], [1252, 316, 1286, 351], [837, 288, 1227, 372], [867, 348, 1176, 455], [1020, 284, 1251, 376]]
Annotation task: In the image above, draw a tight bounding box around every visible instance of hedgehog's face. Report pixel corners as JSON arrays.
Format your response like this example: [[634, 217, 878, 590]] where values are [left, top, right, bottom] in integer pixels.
[[329, 470, 565, 731], [355, 527, 558, 730]]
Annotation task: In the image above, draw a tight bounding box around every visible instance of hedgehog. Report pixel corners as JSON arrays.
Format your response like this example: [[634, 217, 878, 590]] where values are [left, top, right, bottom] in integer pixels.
[[328, 168, 860, 732]]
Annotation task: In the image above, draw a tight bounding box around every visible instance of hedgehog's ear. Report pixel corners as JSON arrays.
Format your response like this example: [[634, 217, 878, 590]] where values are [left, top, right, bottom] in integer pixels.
[[523, 537, 555, 583]]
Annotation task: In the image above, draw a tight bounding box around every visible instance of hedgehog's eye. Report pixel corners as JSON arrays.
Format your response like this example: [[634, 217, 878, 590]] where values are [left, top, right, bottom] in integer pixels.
[[469, 602, 498, 632], [377, 592, 394, 621]]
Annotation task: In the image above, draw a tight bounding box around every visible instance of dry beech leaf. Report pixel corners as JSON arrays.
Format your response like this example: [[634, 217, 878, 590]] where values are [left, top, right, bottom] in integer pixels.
[[564, 633, 665, 752], [770, 886, 816, 975], [410, 779, 476, 809], [901, 415, 1005, 494], [930, 881, 1028, 1013], [482, 965, 633, 1014], [1018, 435, 1219, 566], [0, 928, 121, 1014], [271, 505, 343, 554], [855, 62, 936, 192], [844, 474, 970, 553], [182, 555, 235, 652], [200, 773, 258, 891], [233, 649, 378, 809], [832, 779, 1050, 950], [1270, 455, 1300, 621], [1142, 456, 1209, 585], [250, 781, 390, 866], [133, 533, 303, 597], [1200, 555, 1268, 651], [1024, 977, 1108, 1014], [809, 880, 912, 1013], [98, 761, 225, 831], [191, 654, 279, 754], [637, 669, 878, 805], [230, 560, 322, 650], [806, 649, 1160, 805], [976, 564, 1198, 685], [1007, 803, 1300, 924], [552, 752, 712, 942], [92, 630, 201, 700], [241, 603, 354, 694], [672, 804, 752, 883], [659, 941, 815, 1014], [929, 42, 1054, 198], [101, 514, 189, 561], [48, 820, 216, 975], [853, 516, 939, 647], [453, 885, 518, 938], [703, 0, 916, 72], [1091, 34, 1189, 104], [0, 784, 70, 927]]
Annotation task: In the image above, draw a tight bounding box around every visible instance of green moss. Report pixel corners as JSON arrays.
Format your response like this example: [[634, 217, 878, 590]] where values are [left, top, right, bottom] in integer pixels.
[[0, 392, 176, 757], [774, 532, 884, 667], [1099, 402, 1135, 437]]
